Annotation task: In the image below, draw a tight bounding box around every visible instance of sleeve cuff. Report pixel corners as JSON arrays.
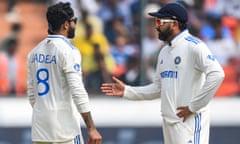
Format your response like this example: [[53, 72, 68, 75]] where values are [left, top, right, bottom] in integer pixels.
[[77, 103, 91, 113]]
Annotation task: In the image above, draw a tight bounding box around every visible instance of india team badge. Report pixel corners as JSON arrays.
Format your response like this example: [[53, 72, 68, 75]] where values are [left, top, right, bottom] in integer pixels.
[[73, 63, 80, 72], [174, 56, 181, 65]]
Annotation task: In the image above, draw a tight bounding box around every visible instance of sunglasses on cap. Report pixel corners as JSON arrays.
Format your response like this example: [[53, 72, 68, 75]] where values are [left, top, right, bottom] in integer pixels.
[[155, 18, 174, 26], [68, 17, 77, 24]]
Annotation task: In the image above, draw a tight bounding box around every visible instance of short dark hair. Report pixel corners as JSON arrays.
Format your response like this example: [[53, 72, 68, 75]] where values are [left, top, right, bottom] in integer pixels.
[[46, 2, 74, 34], [178, 22, 187, 31]]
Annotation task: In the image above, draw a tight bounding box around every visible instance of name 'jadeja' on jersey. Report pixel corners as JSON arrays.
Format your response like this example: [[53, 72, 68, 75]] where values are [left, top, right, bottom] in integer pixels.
[[31, 53, 56, 64]]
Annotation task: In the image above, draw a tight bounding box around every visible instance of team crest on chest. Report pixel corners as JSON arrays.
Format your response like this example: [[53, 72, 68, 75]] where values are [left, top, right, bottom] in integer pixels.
[[174, 56, 181, 64]]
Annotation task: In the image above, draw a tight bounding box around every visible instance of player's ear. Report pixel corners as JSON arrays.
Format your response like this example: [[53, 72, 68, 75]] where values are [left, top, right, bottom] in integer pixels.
[[63, 21, 69, 30], [172, 20, 180, 30]]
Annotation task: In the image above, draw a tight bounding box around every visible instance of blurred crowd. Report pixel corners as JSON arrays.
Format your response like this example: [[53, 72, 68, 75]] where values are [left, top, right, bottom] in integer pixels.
[[0, 0, 240, 97]]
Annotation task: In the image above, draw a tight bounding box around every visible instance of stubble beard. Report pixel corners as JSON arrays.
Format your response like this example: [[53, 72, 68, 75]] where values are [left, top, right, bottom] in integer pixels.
[[67, 26, 75, 39]]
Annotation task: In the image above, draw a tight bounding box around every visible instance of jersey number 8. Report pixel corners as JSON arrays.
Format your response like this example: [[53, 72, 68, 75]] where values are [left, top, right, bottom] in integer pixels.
[[36, 68, 49, 96]]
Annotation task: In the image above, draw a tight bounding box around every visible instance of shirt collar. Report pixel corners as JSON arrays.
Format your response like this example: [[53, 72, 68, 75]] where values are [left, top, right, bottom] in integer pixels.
[[48, 35, 67, 40], [169, 29, 189, 47], [47, 35, 76, 49]]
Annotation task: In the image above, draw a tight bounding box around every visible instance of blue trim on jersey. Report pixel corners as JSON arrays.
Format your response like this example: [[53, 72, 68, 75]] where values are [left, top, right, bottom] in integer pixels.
[[194, 113, 202, 144], [184, 36, 200, 44], [74, 135, 81, 144], [48, 35, 76, 50]]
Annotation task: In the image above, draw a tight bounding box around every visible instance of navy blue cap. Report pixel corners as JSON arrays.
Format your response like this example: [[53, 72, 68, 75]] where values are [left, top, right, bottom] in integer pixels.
[[148, 3, 188, 23]]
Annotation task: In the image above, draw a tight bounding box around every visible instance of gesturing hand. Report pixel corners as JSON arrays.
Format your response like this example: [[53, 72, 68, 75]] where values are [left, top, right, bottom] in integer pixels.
[[100, 76, 125, 97]]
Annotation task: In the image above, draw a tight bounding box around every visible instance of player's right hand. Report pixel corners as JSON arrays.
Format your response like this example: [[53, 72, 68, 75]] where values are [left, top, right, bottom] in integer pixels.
[[88, 128, 102, 144], [100, 76, 125, 97]]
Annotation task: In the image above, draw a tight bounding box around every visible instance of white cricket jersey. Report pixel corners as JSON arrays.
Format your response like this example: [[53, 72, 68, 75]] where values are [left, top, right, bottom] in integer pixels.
[[124, 30, 224, 124], [27, 35, 90, 142]]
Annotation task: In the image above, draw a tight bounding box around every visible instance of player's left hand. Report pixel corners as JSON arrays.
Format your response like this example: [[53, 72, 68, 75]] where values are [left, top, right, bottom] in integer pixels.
[[176, 106, 193, 122]]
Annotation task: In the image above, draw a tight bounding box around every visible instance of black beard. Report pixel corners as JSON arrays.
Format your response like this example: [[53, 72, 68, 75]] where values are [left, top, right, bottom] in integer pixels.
[[156, 26, 173, 42], [67, 27, 75, 39]]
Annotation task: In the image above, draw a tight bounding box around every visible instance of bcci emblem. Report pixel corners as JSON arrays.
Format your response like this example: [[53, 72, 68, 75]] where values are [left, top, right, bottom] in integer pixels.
[[174, 56, 181, 65], [73, 63, 80, 72]]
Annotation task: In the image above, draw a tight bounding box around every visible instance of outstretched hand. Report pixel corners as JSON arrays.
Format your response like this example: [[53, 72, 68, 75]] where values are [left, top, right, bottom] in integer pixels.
[[100, 76, 125, 97]]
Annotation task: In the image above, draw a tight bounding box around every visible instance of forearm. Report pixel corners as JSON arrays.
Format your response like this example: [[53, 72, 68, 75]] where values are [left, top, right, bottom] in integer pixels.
[[81, 112, 96, 131], [189, 71, 224, 112], [28, 94, 35, 107], [27, 86, 35, 107], [27, 75, 35, 107], [66, 72, 90, 113], [123, 83, 161, 100]]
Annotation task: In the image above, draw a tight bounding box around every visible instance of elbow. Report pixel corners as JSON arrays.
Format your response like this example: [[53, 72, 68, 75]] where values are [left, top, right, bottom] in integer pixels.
[[215, 70, 225, 85], [219, 70, 225, 81], [209, 70, 225, 84]]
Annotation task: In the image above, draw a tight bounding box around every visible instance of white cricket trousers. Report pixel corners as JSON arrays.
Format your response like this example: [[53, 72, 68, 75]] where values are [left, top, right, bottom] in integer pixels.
[[34, 135, 83, 144], [162, 110, 209, 144]]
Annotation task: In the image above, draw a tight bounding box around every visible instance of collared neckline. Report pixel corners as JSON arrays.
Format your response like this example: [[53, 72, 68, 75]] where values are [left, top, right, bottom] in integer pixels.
[[47, 35, 76, 49], [169, 29, 189, 47], [48, 35, 67, 40]]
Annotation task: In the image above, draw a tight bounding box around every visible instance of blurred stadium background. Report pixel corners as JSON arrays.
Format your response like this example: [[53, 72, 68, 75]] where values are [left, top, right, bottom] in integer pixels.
[[0, 0, 240, 143]]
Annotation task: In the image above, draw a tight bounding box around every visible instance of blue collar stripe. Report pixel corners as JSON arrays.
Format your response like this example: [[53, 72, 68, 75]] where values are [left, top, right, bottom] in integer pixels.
[[48, 35, 76, 50]]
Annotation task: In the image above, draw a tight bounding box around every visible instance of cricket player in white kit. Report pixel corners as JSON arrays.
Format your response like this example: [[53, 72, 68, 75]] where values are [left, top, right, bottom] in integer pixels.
[[27, 2, 102, 144], [101, 3, 224, 144]]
